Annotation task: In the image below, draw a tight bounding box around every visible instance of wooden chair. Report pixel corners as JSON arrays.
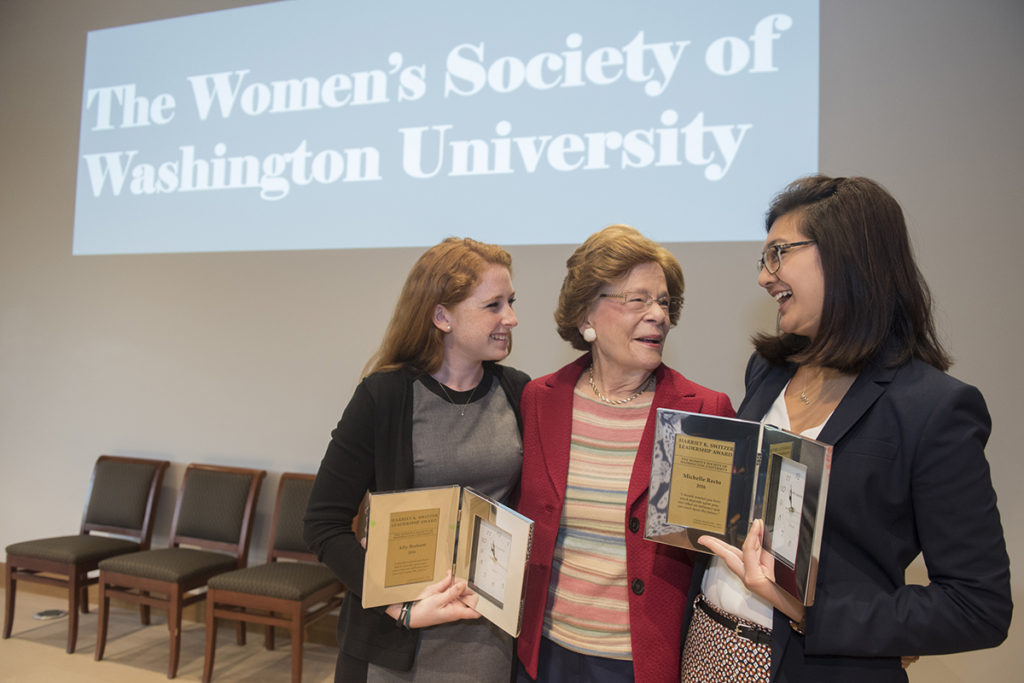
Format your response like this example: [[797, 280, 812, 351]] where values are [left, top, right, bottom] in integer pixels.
[[3, 454, 169, 653], [202, 473, 344, 683], [95, 463, 265, 678]]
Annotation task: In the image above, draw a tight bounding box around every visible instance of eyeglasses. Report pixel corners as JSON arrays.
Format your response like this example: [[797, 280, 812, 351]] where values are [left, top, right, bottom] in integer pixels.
[[598, 292, 682, 313], [757, 240, 816, 274]]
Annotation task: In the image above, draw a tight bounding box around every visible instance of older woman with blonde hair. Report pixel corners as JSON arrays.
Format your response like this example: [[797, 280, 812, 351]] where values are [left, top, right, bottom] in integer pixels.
[[516, 225, 735, 683], [305, 237, 530, 683]]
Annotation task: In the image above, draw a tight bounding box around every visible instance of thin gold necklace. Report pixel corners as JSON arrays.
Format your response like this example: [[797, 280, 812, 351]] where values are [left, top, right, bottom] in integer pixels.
[[799, 379, 814, 405], [588, 366, 653, 405], [437, 380, 482, 417], [798, 368, 827, 405]]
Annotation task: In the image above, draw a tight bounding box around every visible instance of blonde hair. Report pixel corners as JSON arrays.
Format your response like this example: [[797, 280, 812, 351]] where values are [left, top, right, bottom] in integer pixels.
[[365, 237, 513, 376], [554, 224, 684, 351]]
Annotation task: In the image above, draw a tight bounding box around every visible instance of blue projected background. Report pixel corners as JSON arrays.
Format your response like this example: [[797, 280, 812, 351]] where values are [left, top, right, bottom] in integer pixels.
[[73, 0, 819, 254]]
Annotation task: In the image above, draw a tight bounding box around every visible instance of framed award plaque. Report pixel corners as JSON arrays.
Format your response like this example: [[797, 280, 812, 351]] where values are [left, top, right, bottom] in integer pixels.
[[646, 409, 832, 605], [362, 485, 533, 635]]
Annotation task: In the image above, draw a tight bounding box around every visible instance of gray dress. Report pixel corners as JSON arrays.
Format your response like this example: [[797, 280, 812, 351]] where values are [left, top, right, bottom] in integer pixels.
[[368, 372, 521, 683]]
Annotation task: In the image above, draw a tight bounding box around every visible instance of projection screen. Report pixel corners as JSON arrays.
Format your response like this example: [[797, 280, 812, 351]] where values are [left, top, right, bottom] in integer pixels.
[[73, 0, 819, 255]]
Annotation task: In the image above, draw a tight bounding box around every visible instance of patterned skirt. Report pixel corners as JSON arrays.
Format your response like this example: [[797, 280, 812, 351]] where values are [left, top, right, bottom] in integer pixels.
[[680, 595, 771, 683]]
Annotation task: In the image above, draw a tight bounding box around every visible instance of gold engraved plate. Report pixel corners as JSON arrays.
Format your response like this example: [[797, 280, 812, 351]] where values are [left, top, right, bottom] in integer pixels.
[[666, 434, 735, 533], [384, 507, 440, 587]]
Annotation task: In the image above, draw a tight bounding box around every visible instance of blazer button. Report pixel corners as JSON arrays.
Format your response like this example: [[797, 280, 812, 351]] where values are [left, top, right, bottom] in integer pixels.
[[631, 578, 644, 595], [629, 517, 640, 533]]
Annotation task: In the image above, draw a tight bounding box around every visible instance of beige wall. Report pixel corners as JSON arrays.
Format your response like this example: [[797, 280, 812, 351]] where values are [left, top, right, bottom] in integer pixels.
[[1, 1, 1020, 680]]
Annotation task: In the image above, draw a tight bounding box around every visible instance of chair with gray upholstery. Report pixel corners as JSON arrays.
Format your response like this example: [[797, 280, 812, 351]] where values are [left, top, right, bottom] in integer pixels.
[[94, 462, 265, 679], [202, 472, 344, 683], [3, 454, 169, 653]]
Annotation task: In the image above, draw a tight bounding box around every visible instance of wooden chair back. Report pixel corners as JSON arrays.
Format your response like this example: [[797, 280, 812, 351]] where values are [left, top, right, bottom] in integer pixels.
[[168, 463, 265, 566], [81, 454, 169, 548], [266, 472, 317, 564]]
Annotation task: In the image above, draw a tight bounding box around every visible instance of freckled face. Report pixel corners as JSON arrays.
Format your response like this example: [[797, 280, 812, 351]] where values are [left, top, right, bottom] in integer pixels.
[[439, 265, 518, 365], [758, 212, 825, 340]]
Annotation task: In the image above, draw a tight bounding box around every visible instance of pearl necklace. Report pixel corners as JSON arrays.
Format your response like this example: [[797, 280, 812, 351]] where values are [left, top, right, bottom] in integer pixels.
[[588, 366, 653, 405]]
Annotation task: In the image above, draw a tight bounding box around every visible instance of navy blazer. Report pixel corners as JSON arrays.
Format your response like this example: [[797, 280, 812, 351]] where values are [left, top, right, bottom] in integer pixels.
[[685, 352, 1011, 682]]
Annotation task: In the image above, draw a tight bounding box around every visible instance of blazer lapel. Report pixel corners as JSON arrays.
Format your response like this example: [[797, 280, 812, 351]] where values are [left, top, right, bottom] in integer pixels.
[[818, 362, 896, 446], [738, 364, 792, 423], [537, 358, 586, 504]]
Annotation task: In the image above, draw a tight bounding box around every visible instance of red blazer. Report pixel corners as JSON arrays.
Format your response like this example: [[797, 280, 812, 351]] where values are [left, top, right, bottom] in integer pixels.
[[516, 355, 735, 682]]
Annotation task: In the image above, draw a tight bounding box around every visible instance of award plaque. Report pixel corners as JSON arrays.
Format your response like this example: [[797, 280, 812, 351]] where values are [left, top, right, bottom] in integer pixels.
[[362, 485, 533, 636], [645, 409, 832, 605], [362, 486, 459, 607]]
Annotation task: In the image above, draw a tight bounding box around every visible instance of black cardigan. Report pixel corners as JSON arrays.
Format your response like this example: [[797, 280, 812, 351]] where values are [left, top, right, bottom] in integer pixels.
[[304, 362, 530, 678]]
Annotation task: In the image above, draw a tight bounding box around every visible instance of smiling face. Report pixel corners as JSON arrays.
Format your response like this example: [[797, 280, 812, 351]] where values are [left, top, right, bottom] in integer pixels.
[[758, 211, 826, 340], [436, 264, 518, 367], [585, 261, 671, 377]]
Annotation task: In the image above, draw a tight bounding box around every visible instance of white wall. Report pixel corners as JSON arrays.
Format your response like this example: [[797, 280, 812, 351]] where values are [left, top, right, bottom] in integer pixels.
[[1, 2, 1020, 680]]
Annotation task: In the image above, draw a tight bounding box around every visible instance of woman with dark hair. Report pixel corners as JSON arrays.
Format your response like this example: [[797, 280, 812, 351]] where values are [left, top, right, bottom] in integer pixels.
[[517, 225, 735, 683], [305, 237, 530, 683], [680, 176, 1012, 682]]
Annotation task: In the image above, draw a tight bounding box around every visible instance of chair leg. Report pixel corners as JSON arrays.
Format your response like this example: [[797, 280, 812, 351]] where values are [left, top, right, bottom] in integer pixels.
[[265, 621, 274, 650], [2, 562, 15, 639], [202, 599, 217, 683], [141, 590, 151, 625], [94, 579, 110, 661], [67, 569, 82, 653], [236, 619, 245, 646], [290, 619, 303, 683], [81, 583, 90, 614], [167, 585, 183, 679]]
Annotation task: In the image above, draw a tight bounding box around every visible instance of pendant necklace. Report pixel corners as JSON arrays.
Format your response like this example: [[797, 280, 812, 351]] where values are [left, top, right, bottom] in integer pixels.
[[799, 382, 813, 406], [798, 367, 828, 405], [588, 365, 653, 405], [437, 380, 481, 417], [799, 372, 816, 405]]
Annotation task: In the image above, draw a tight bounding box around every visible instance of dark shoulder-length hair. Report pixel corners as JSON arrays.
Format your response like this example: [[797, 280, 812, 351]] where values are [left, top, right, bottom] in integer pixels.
[[754, 175, 951, 372], [365, 237, 512, 376], [555, 224, 684, 351]]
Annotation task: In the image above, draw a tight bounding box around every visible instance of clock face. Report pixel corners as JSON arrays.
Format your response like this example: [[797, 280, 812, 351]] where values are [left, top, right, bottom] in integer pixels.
[[469, 517, 512, 607], [771, 457, 807, 567]]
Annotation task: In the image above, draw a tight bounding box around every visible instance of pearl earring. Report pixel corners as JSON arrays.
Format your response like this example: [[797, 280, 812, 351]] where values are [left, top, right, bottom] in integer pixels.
[[582, 327, 597, 343]]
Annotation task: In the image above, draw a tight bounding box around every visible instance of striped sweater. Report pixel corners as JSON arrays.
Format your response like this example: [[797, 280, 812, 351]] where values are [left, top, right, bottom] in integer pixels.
[[542, 386, 653, 659]]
